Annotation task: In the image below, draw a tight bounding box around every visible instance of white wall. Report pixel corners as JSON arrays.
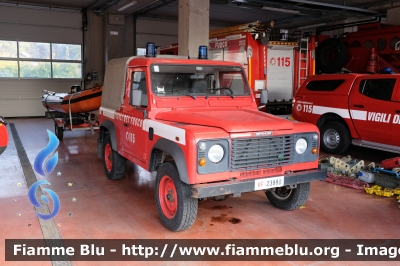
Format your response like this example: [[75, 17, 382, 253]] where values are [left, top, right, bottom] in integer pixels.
[[0, 5, 82, 117], [135, 17, 223, 49], [136, 17, 180, 48], [0, 6, 224, 117]]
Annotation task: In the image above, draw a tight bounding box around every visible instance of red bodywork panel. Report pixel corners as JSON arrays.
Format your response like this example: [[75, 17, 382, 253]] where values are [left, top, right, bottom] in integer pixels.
[[0, 119, 8, 155], [156, 109, 294, 133]]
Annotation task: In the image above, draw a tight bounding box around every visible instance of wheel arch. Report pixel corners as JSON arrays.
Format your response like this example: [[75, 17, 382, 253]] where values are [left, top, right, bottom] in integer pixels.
[[99, 119, 118, 150], [150, 138, 189, 184], [316, 113, 353, 136]]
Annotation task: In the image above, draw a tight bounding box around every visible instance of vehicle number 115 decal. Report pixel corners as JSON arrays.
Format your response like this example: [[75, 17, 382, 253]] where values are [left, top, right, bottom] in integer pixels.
[[297, 103, 313, 113]]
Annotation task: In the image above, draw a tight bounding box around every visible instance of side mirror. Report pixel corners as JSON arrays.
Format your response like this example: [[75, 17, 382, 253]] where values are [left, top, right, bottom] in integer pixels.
[[130, 89, 142, 106], [260, 89, 268, 104]]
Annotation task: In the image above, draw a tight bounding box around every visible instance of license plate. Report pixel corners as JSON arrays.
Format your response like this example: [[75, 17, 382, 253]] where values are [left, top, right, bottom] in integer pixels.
[[254, 176, 284, 190]]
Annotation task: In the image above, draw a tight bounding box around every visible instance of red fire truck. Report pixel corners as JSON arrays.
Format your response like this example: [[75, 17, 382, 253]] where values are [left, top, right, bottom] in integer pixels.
[[314, 22, 400, 75], [97, 44, 326, 231]]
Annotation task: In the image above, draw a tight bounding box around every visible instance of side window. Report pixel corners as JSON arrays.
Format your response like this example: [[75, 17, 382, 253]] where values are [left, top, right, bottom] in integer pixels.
[[359, 79, 396, 101], [130, 71, 148, 107], [306, 80, 344, 91]]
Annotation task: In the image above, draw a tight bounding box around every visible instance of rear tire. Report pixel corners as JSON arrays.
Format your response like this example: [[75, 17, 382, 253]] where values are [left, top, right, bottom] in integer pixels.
[[54, 124, 64, 141], [265, 182, 310, 210], [320, 122, 350, 154], [155, 162, 198, 231], [103, 134, 126, 180]]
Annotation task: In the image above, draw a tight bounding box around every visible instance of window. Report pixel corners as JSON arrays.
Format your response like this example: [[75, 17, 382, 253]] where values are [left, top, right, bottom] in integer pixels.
[[306, 80, 345, 91], [0, 41, 17, 58], [131, 71, 147, 107], [0, 40, 82, 79], [359, 79, 396, 101], [150, 64, 250, 96]]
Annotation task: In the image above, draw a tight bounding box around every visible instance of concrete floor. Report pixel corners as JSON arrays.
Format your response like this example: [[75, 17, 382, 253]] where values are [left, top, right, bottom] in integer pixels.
[[1, 118, 400, 266]]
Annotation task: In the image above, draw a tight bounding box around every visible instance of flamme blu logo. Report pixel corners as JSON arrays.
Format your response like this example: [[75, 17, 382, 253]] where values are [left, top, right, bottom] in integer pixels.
[[28, 130, 60, 220]]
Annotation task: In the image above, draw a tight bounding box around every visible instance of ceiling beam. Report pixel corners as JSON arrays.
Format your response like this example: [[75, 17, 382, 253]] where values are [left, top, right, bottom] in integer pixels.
[[94, 0, 119, 13], [230, 0, 382, 16], [129, 0, 176, 17], [281, 0, 380, 15], [85, 0, 109, 10]]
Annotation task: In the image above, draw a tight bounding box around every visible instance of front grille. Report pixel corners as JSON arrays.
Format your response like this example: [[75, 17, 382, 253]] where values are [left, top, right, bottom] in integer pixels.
[[231, 135, 294, 171]]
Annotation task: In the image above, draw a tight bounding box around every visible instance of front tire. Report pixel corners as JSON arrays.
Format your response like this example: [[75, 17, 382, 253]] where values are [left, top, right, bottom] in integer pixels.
[[155, 162, 198, 231], [265, 182, 310, 210], [320, 122, 350, 154], [103, 134, 126, 180]]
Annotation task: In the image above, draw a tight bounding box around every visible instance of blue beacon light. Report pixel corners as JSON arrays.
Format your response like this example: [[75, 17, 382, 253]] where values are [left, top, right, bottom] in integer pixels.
[[146, 42, 156, 57], [198, 45, 208, 59]]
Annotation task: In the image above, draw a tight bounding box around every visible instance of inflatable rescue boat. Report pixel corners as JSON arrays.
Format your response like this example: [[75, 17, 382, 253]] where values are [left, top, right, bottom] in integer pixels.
[[41, 85, 102, 114], [0, 117, 8, 155]]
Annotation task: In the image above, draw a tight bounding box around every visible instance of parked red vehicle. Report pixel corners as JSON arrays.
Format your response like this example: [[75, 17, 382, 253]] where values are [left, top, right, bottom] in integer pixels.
[[0, 117, 8, 155], [97, 45, 326, 231], [292, 73, 400, 154]]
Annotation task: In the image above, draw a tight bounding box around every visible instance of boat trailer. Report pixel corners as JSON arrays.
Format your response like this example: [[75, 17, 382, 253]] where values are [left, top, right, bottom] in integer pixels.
[[43, 89, 100, 141]]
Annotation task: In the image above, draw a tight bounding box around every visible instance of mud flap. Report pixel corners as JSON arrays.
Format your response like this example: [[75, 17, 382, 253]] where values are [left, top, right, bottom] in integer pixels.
[[97, 137, 103, 158]]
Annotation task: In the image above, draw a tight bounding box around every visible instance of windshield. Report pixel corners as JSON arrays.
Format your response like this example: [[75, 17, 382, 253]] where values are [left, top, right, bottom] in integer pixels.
[[150, 64, 250, 97]]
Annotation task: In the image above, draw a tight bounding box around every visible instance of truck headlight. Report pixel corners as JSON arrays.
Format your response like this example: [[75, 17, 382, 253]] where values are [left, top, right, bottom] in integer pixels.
[[208, 145, 224, 163], [295, 138, 308, 154]]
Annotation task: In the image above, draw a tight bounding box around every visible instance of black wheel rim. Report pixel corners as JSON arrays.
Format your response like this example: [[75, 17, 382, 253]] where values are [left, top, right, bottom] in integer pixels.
[[270, 187, 292, 200]]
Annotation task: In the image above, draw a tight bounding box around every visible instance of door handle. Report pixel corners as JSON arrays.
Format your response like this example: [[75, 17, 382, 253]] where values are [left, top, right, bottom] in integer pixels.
[[396, 110, 400, 114], [123, 123, 129, 127], [353, 104, 364, 108]]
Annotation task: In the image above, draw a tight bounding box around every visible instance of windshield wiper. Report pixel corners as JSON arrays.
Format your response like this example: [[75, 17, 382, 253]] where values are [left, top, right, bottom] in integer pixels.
[[211, 87, 235, 99], [186, 93, 196, 99]]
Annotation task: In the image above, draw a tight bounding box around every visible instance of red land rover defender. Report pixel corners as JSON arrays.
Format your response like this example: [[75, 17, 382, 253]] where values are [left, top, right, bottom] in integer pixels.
[[97, 46, 326, 231]]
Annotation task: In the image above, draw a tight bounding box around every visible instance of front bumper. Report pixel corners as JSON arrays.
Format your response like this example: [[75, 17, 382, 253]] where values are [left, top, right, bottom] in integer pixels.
[[191, 168, 327, 198]]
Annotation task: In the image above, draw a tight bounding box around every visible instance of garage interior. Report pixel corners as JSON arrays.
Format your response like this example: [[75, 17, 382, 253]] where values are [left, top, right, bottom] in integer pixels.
[[1, 0, 400, 265]]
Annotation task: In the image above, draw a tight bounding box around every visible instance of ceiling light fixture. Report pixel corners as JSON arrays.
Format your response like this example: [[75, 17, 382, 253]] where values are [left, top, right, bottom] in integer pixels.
[[297, 23, 326, 29], [118, 0, 137, 12], [262, 6, 300, 15]]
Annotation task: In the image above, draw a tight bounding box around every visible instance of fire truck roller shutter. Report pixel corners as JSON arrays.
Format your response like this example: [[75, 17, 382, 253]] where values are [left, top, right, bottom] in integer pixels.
[[316, 38, 347, 74]]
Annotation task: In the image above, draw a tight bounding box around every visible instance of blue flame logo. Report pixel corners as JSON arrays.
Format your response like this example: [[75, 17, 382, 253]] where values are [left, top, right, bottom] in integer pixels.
[[28, 130, 60, 220], [28, 180, 60, 220], [33, 130, 59, 176]]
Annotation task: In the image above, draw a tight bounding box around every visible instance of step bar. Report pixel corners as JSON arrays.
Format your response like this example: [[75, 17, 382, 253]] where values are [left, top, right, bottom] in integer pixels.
[[352, 139, 400, 154]]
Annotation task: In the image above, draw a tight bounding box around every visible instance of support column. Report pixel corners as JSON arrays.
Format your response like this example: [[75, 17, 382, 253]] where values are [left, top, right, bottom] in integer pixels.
[[178, 0, 209, 57], [387, 7, 400, 25]]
